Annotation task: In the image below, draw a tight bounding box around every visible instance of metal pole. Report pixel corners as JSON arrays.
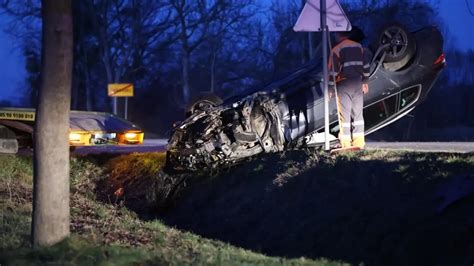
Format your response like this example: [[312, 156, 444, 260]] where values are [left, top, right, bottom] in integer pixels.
[[321, 0, 330, 151], [124, 97, 128, 120], [113, 97, 117, 115], [308, 32, 314, 60]]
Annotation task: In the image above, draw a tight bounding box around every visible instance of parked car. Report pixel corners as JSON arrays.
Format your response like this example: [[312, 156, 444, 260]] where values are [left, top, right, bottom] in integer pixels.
[[166, 23, 446, 171]]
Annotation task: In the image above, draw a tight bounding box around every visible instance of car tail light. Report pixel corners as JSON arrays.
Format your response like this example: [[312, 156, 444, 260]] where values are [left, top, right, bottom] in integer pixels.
[[433, 53, 445, 66]]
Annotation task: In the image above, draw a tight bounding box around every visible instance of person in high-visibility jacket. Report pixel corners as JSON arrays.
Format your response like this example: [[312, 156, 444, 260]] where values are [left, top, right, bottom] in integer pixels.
[[329, 29, 371, 149]]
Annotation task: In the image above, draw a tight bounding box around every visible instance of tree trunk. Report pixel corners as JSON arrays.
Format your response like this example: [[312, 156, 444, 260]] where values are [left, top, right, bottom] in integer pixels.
[[181, 50, 191, 104], [32, 0, 73, 247], [71, 71, 79, 109], [85, 71, 92, 111], [210, 50, 217, 93]]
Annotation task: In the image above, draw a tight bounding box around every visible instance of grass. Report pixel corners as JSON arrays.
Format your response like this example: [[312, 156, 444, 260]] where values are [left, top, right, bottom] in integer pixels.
[[0, 153, 340, 265], [0, 155, 33, 250], [156, 149, 474, 265], [96, 152, 182, 213], [1, 150, 473, 265], [1, 236, 157, 266]]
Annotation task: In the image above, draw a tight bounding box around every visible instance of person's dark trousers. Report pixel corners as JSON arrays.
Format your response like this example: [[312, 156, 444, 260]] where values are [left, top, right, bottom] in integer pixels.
[[336, 79, 365, 148]]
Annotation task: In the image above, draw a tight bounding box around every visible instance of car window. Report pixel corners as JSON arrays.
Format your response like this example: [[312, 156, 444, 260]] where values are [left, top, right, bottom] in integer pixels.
[[306, 85, 421, 139], [364, 95, 398, 130], [399, 86, 419, 109], [319, 94, 398, 137]]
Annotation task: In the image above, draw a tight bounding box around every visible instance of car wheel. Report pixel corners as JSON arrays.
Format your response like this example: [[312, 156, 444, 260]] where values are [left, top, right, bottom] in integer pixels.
[[185, 93, 223, 117], [376, 23, 416, 71]]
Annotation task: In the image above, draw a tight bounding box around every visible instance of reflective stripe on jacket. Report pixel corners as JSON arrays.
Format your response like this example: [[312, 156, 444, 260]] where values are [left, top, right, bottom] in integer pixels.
[[328, 38, 371, 84]]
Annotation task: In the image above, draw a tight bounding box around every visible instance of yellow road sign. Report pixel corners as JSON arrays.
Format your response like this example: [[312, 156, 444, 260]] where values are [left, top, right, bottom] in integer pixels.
[[0, 109, 35, 121], [108, 83, 134, 97]]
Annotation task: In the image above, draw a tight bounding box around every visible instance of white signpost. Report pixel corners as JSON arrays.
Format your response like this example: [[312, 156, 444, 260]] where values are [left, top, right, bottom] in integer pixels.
[[294, 0, 351, 151]]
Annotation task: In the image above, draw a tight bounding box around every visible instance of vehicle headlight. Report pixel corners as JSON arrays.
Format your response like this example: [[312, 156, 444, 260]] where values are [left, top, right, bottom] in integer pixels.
[[69, 133, 81, 141], [125, 132, 137, 140]]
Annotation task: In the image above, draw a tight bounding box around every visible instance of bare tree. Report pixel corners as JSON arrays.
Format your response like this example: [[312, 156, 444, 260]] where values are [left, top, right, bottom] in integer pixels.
[[266, 0, 306, 77], [32, 0, 73, 246], [467, 0, 474, 16], [1, 1, 41, 107], [84, 0, 174, 113], [169, 0, 256, 105]]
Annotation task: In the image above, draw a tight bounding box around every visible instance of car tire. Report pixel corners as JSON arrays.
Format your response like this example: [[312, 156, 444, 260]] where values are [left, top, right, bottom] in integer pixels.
[[376, 23, 416, 71], [185, 93, 223, 117]]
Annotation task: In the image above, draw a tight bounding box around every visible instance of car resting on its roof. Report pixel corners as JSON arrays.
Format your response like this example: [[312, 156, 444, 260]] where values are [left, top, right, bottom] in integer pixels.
[[166, 23, 446, 171]]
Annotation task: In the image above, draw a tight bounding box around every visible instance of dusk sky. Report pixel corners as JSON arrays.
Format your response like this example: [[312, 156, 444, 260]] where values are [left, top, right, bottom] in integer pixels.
[[0, 0, 473, 105], [0, 15, 26, 104]]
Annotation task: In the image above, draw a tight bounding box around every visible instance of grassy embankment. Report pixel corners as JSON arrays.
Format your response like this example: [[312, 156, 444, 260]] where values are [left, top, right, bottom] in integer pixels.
[[159, 150, 474, 265], [1, 150, 474, 265], [0, 152, 337, 265]]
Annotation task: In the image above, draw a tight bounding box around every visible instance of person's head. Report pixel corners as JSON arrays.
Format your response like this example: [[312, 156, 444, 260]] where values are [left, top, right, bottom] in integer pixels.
[[333, 26, 366, 44], [334, 31, 350, 43]]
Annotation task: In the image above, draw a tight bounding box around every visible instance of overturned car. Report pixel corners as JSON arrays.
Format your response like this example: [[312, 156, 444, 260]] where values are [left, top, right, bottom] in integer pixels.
[[167, 24, 446, 171]]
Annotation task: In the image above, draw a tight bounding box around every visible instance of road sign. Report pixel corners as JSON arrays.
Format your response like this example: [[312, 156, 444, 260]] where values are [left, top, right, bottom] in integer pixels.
[[108, 83, 134, 97], [293, 0, 351, 32]]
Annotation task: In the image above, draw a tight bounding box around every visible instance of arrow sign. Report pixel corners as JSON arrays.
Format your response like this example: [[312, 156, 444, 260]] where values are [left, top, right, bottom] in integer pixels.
[[293, 0, 351, 32]]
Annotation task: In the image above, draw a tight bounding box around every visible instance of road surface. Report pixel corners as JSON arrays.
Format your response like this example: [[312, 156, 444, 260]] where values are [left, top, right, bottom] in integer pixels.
[[72, 139, 167, 155], [366, 141, 474, 153], [72, 139, 474, 155]]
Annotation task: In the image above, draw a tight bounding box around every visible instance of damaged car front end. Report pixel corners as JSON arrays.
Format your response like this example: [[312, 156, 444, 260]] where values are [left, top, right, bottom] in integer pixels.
[[167, 91, 288, 171]]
